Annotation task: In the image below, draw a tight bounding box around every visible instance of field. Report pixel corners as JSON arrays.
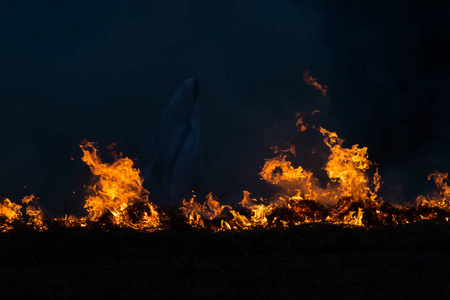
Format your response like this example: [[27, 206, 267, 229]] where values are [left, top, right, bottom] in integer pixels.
[[1, 223, 450, 299]]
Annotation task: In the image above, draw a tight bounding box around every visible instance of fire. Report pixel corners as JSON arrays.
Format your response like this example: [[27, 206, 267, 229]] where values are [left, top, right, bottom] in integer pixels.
[[0, 126, 449, 232], [258, 122, 380, 207], [239, 191, 272, 226], [1, 73, 449, 232], [416, 171, 450, 206], [320, 127, 380, 206], [224, 191, 282, 230], [181, 193, 228, 229], [0, 195, 47, 231], [80, 140, 160, 230], [0, 198, 22, 232], [22, 194, 47, 231], [178, 83, 388, 230], [174, 78, 385, 230], [303, 70, 328, 96], [178, 120, 384, 230], [295, 112, 308, 132], [181, 191, 285, 231], [259, 150, 319, 202]]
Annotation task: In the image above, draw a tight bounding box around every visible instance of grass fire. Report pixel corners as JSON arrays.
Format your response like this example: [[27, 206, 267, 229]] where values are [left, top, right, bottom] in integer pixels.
[[1, 74, 449, 299], [1, 1, 447, 298], [0, 75, 448, 233]]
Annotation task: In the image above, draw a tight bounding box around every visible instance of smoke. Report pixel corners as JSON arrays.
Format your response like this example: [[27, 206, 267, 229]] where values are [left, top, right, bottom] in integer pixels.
[[0, 0, 448, 213], [323, 0, 450, 203]]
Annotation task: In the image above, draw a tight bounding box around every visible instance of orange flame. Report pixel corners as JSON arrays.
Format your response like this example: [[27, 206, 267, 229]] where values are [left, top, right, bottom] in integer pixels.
[[80, 140, 160, 230], [0, 198, 22, 232], [320, 127, 379, 205], [295, 112, 308, 132], [303, 70, 328, 96], [180, 117, 384, 230], [2, 110, 450, 231], [22, 195, 47, 231], [181, 193, 228, 229], [416, 171, 450, 214]]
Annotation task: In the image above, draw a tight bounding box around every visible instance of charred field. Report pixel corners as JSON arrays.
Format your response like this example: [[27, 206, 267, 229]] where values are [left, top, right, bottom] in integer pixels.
[[2, 222, 450, 299]]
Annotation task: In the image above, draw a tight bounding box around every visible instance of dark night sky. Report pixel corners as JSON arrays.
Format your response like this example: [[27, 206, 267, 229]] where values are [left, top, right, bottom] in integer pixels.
[[0, 0, 449, 215]]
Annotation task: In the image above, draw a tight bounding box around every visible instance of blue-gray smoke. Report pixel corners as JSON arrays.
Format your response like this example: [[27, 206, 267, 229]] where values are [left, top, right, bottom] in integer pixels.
[[0, 0, 447, 214]]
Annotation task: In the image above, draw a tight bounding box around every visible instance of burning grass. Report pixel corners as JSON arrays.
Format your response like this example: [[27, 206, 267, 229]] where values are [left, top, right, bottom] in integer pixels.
[[1, 115, 450, 232], [2, 195, 450, 233], [2, 75, 449, 298], [2, 73, 449, 232], [1, 126, 449, 295]]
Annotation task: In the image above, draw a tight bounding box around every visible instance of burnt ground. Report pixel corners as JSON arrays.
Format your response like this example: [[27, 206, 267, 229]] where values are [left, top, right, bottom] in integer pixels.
[[1, 223, 450, 299]]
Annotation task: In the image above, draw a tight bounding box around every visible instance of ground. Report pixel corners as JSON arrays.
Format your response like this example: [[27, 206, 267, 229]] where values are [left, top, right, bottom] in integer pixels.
[[1, 223, 450, 299]]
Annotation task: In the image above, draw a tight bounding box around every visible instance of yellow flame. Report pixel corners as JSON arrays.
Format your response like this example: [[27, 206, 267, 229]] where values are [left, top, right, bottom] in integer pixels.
[[80, 140, 160, 230], [2, 110, 450, 231], [0, 198, 22, 232], [320, 127, 378, 204], [181, 193, 229, 229], [416, 171, 450, 211], [22, 195, 47, 231]]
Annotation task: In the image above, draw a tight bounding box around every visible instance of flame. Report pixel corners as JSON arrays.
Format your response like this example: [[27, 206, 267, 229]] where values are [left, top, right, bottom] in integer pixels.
[[22, 195, 47, 231], [80, 140, 160, 230], [415, 171, 450, 221], [0, 198, 22, 232], [1, 107, 450, 231], [181, 192, 232, 229], [295, 111, 319, 132], [303, 70, 328, 96], [0, 195, 49, 231], [295, 112, 308, 132], [260, 153, 320, 202], [239, 191, 270, 225], [320, 127, 380, 205], [181, 191, 280, 230], [258, 123, 380, 209], [180, 110, 384, 230]]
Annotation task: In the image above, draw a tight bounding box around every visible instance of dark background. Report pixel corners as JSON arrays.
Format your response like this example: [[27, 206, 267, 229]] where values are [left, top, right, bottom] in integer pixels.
[[0, 0, 448, 215]]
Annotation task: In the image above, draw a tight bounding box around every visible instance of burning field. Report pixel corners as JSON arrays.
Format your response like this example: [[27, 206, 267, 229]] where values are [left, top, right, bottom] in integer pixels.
[[1, 74, 449, 233], [2, 74, 450, 298], [3, 113, 450, 232]]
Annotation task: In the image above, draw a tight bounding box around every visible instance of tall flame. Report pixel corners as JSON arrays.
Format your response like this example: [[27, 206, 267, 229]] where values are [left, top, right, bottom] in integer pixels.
[[0, 71, 448, 231], [80, 140, 160, 230], [179, 106, 385, 230], [320, 127, 380, 205]]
